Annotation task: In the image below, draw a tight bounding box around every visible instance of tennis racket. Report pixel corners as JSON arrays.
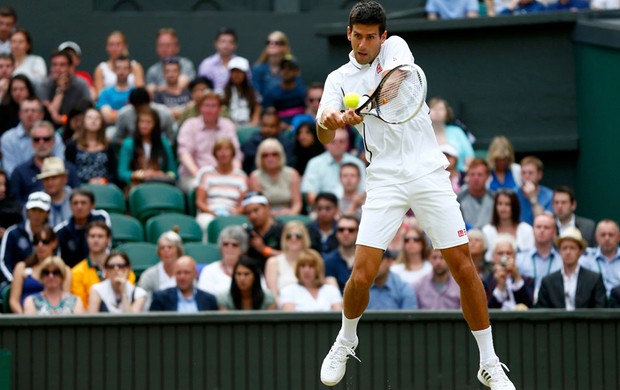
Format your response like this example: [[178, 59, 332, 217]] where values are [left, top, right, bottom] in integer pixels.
[[348, 63, 427, 125]]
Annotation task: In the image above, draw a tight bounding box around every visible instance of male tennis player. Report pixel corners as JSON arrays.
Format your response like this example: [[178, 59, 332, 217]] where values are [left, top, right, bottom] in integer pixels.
[[316, 2, 515, 389]]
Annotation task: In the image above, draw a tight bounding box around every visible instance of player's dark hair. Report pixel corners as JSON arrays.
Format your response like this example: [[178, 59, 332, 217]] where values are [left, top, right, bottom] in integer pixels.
[[231, 256, 265, 310], [554, 186, 576, 204], [349, 1, 387, 35], [315, 192, 338, 207]]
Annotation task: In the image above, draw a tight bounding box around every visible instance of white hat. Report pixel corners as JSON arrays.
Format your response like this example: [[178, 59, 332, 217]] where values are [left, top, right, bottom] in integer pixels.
[[58, 41, 81, 57], [439, 143, 459, 159], [36, 157, 68, 180], [554, 227, 588, 250], [227, 57, 250, 72], [25, 191, 51, 212]]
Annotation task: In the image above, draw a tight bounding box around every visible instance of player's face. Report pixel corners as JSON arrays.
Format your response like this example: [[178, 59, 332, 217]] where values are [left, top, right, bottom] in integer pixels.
[[347, 24, 386, 65]]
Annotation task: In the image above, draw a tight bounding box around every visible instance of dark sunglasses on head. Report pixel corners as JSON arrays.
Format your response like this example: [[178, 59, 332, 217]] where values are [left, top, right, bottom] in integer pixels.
[[404, 237, 422, 243], [286, 233, 303, 240], [105, 263, 128, 270], [32, 136, 53, 143], [33, 237, 53, 245], [42, 269, 61, 277], [337, 227, 357, 233]]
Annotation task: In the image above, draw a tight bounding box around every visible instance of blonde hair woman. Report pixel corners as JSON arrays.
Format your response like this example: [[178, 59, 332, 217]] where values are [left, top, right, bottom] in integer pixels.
[[390, 226, 432, 286], [486, 136, 521, 191], [93, 30, 144, 94], [252, 30, 293, 96]]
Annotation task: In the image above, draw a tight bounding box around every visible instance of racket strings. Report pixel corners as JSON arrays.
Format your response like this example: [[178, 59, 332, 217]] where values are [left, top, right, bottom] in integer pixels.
[[376, 68, 425, 123]]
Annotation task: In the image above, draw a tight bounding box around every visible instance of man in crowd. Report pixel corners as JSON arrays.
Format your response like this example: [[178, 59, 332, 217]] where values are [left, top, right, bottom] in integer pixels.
[[262, 55, 307, 127], [153, 57, 191, 121], [96, 55, 133, 125], [38, 157, 73, 227], [415, 248, 461, 309], [58, 41, 96, 100], [517, 156, 553, 225], [242, 192, 283, 272], [324, 215, 360, 293], [146, 28, 195, 94], [367, 250, 417, 310], [581, 219, 620, 296], [552, 186, 595, 246], [338, 162, 365, 220], [198, 28, 247, 92], [291, 82, 324, 131], [457, 158, 494, 229], [306, 192, 340, 256], [0, 6, 17, 54]]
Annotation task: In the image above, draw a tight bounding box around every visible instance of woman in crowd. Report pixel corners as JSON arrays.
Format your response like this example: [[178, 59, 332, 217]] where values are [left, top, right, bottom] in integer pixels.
[[292, 121, 325, 176], [23, 256, 83, 315], [468, 228, 492, 280], [482, 189, 534, 261], [252, 30, 293, 96], [264, 221, 311, 300], [279, 249, 342, 312], [88, 251, 147, 313], [10, 28, 46, 84], [117, 107, 177, 186], [138, 230, 184, 299], [198, 226, 248, 296], [428, 97, 474, 172], [65, 108, 116, 184], [249, 138, 302, 216], [9, 227, 71, 313], [93, 30, 144, 94], [390, 226, 432, 286], [486, 136, 522, 191], [0, 74, 51, 134], [222, 57, 260, 127], [61, 99, 94, 144], [0, 168, 21, 239], [218, 256, 276, 310]]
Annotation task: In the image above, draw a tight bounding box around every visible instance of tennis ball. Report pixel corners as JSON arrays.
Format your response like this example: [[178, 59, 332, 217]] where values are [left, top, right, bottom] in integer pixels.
[[343, 92, 360, 109]]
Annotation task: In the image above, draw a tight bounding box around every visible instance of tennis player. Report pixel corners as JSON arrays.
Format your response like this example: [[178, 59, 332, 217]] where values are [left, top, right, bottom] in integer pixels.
[[316, 2, 515, 389]]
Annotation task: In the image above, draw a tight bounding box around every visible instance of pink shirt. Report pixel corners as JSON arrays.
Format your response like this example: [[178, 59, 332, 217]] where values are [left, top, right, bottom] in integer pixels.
[[176, 116, 242, 178]]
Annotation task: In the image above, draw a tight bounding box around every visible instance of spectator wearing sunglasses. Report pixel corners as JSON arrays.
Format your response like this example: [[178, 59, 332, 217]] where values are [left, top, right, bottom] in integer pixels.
[[252, 31, 294, 97], [390, 226, 432, 286], [23, 256, 84, 315], [324, 215, 360, 293], [290, 83, 324, 134]]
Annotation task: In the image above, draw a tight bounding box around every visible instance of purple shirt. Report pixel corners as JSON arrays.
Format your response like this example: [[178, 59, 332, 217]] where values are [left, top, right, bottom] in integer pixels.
[[414, 274, 461, 310], [197, 54, 252, 92]]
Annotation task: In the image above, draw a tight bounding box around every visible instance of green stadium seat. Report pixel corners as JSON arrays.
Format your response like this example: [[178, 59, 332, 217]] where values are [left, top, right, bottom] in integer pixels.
[[275, 214, 312, 226], [236, 126, 260, 144], [128, 183, 186, 223], [114, 242, 159, 279], [145, 213, 203, 244], [109, 213, 144, 246], [186, 187, 197, 217], [207, 215, 249, 244], [184, 242, 221, 265], [82, 183, 126, 214], [1, 284, 12, 313]]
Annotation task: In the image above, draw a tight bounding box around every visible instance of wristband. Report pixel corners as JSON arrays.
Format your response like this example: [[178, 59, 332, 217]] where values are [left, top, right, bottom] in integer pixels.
[[262, 247, 272, 257]]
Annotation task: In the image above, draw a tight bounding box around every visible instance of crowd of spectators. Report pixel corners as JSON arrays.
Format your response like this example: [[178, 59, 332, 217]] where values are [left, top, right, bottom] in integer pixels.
[[0, 3, 618, 316]]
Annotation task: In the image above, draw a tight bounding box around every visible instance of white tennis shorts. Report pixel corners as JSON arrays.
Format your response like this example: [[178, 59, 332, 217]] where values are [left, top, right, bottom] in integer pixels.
[[357, 168, 469, 250]]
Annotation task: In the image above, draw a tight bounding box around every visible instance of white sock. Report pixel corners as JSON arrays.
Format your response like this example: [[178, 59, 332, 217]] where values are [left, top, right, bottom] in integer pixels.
[[471, 326, 498, 364], [340, 312, 361, 343]]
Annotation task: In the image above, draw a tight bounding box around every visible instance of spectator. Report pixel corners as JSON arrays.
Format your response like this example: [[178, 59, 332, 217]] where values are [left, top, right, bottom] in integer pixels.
[[324, 215, 359, 293], [218, 256, 276, 310], [338, 162, 365, 220], [71, 221, 134, 309], [117, 107, 177, 187], [457, 159, 495, 229], [262, 55, 307, 127], [0, 191, 50, 282], [242, 192, 283, 271], [307, 192, 340, 256], [221, 57, 260, 127], [58, 41, 96, 100], [0, 168, 22, 238], [291, 121, 325, 176], [177, 76, 213, 127], [60, 99, 94, 144], [500, 0, 546, 15], [149, 256, 218, 312], [415, 248, 461, 310], [23, 256, 84, 315], [138, 230, 184, 302], [546, 0, 589, 10], [146, 28, 195, 94], [438, 143, 464, 193], [10, 28, 46, 85], [252, 30, 293, 97], [390, 226, 432, 286], [152, 57, 191, 121], [93, 30, 144, 94], [482, 189, 534, 261], [198, 27, 247, 93], [0, 6, 17, 54], [249, 138, 302, 216], [55, 190, 111, 268], [367, 250, 418, 310], [301, 128, 366, 207], [427, 0, 478, 19], [9, 120, 78, 206], [241, 109, 292, 175], [428, 97, 474, 171], [517, 156, 553, 225], [591, 0, 620, 9], [0, 52, 13, 102], [194, 137, 248, 240], [486, 136, 521, 192], [484, 234, 534, 310], [64, 108, 117, 185], [37, 157, 73, 227], [609, 284, 620, 308], [468, 228, 492, 280], [1, 75, 49, 135], [176, 91, 241, 191], [113, 87, 176, 146], [517, 214, 563, 302], [264, 221, 311, 300], [552, 186, 596, 246], [198, 225, 249, 296], [37, 50, 92, 126], [88, 251, 147, 313], [581, 219, 620, 296], [484, 0, 513, 15], [9, 226, 71, 313], [96, 55, 133, 125], [1, 99, 63, 176], [290, 83, 324, 133], [536, 228, 605, 309], [280, 249, 342, 311]]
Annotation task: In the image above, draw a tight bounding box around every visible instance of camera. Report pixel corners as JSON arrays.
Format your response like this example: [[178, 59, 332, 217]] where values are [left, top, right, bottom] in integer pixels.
[[242, 223, 255, 236], [499, 256, 509, 267]]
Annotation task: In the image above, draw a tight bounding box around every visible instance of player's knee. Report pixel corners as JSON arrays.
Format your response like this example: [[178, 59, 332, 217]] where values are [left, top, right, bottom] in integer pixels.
[[349, 270, 375, 290]]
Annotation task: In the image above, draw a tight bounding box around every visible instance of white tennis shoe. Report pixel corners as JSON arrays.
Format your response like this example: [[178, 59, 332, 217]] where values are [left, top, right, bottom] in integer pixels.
[[477, 358, 516, 390], [320, 336, 360, 386]]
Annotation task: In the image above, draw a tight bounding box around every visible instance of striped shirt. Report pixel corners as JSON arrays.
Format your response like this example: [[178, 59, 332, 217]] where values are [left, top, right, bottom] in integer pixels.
[[198, 166, 247, 213]]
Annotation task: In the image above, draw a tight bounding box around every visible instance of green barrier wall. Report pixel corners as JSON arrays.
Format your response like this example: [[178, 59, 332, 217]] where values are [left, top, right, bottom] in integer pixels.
[[0, 350, 10, 390]]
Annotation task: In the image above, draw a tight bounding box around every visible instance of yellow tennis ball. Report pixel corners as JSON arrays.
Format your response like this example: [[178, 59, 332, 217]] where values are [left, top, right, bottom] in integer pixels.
[[343, 92, 360, 108]]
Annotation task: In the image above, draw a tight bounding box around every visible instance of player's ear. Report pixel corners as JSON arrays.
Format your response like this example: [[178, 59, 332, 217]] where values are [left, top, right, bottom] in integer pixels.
[[347, 26, 352, 41], [380, 30, 387, 43]]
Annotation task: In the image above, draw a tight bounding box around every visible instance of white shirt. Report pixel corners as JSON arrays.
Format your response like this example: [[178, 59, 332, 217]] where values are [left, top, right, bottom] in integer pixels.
[[197, 261, 231, 296], [591, 0, 619, 9], [390, 261, 433, 286], [157, 262, 176, 291], [279, 283, 342, 312], [482, 222, 535, 261], [91, 279, 147, 313], [318, 36, 448, 191], [561, 265, 580, 311], [492, 277, 525, 311]]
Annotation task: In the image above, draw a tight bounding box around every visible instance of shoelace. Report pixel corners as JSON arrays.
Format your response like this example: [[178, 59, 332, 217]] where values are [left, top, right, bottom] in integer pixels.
[[328, 343, 361, 369], [483, 361, 511, 384]]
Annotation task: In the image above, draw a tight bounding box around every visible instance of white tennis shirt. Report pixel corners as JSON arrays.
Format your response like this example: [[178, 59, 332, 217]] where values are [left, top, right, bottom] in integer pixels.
[[318, 36, 448, 190]]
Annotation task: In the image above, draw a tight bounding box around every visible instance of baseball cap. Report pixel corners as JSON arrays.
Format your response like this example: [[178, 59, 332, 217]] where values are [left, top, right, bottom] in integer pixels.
[[280, 54, 300, 69], [58, 41, 82, 57], [26, 191, 51, 212], [227, 57, 250, 72], [36, 157, 68, 180]]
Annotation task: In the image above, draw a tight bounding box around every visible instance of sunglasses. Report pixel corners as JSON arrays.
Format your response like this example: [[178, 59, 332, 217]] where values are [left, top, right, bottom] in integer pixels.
[[261, 152, 279, 158], [42, 269, 61, 277], [286, 233, 303, 240], [105, 263, 128, 270], [32, 136, 53, 143], [265, 40, 285, 46], [337, 227, 357, 233], [222, 241, 240, 248], [404, 237, 422, 243], [33, 237, 53, 245]]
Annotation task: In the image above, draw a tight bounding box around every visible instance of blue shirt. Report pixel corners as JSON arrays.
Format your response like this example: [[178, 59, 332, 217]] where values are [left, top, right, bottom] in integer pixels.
[[546, 0, 589, 10], [301, 151, 366, 199], [324, 249, 352, 294], [367, 271, 418, 310], [516, 247, 562, 300], [581, 247, 620, 296], [517, 185, 553, 225], [96, 87, 133, 111], [500, 1, 546, 14], [177, 288, 199, 313], [10, 158, 81, 206], [0, 123, 65, 176], [426, 0, 479, 18], [262, 83, 307, 125]]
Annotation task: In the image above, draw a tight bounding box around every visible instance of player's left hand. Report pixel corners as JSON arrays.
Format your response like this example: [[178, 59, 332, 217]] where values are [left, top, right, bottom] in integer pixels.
[[342, 108, 363, 126]]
